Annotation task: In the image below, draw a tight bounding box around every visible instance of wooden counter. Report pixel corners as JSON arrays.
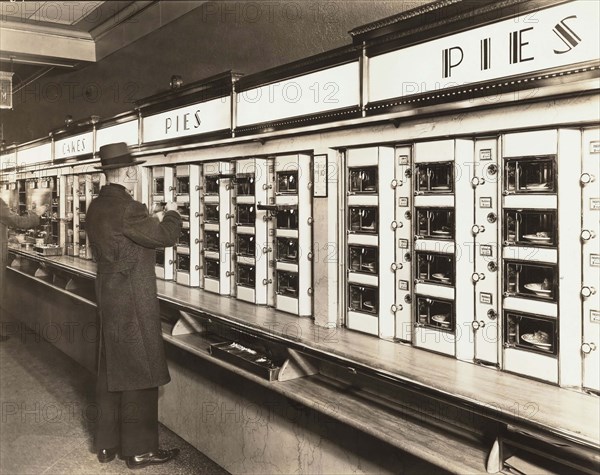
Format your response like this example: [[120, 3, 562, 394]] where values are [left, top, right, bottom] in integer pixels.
[[5, 247, 600, 474]]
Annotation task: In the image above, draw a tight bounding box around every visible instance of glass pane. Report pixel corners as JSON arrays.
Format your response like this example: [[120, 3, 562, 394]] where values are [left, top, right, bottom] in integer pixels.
[[349, 246, 378, 274], [177, 254, 190, 272], [236, 234, 256, 257], [153, 177, 164, 195], [349, 285, 378, 315], [236, 175, 255, 195], [205, 259, 219, 278], [236, 204, 256, 225], [349, 167, 377, 193], [349, 207, 378, 233], [205, 176, 219, 194], [505, 262, 556, 300], [277, 271, 298, 297], [205, 231, 220, 252], [277, 238, 299, 262], [205, 204, 219, 223], [237, 264, 256, 287], [176, 176, 189, 195], [505, 312, 556, 355], [277, 171, 298, 194], [276, 209, 298, 229]]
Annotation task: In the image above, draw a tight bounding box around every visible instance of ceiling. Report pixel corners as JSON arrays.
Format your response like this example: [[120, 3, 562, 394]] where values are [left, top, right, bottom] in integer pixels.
[[0, 1, 200, 93]]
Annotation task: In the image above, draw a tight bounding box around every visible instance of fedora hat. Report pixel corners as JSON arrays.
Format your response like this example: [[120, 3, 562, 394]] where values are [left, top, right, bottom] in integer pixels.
[[95, 142, 145, 170]]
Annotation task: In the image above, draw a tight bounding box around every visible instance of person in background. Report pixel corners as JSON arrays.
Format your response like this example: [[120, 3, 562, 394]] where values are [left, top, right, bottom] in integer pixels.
[[0, 198, 47, 318], [86, 142, 182, 469]]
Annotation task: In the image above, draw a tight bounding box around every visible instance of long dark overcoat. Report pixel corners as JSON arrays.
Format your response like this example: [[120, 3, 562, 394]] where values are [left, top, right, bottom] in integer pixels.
[[86, 184, 181, 391]]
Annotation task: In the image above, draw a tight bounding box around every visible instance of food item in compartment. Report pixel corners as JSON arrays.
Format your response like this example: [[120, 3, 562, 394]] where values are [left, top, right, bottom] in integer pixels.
[[521, 331, 551, 348]]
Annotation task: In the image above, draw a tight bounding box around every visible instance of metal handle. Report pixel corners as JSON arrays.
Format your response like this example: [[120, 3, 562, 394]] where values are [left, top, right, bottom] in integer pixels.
[[195, 238, 200, 244], [391, 304, 403, 313], [391, 179, 402, 188], [195, 185, 201, 191], [391, 221, 402, 230], [169, 186, 175, 191], [581, 342, 597, 354], [472, 320, 485, 330], [307, 288, 313, 295], [225, 242, 234, 249], [391, 262, 403, 271], [195, 212, 200, 217], [580, 173, 595, 185], [404, 211, 411, 220], [487, 309, 498, 320], [226, 213, 234, 219], [307, 217, 313, 225], [581, 230, 596, 241], [262, 278, 272, 285], [262, 183, 273, 190], [487, 212, 497, 223], [471, 177, 485, 187], [262, 247, 272, 253], [195, 265, 200, 270], [472, 272, 485, 283], [168, 260, 174, 265], [226, 271, 234, 277], [487, 261, 498, 272], [472, 224, 485, 235], [581, 286, 596, 298]]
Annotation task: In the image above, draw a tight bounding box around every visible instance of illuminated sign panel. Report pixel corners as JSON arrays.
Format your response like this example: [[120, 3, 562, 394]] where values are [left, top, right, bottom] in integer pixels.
[[369, 1, 600, 102]]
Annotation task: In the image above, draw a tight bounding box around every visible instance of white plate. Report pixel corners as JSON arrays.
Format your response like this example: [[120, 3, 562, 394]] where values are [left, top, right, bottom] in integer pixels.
[[432, 230, 451, 235], [430, 186, 451, 190], [523, 234, 551, 243], [432, 273, 450, 282], [431, 314, 449, 323], [521, 333, 551, 348], [524, 283, 552, 296], [526, 183, 549, 190]]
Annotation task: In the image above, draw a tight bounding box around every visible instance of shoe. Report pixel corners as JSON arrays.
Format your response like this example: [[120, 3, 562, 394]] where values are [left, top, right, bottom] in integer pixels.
[[97, 448, 117, 463], [126, 448, 180, 469]]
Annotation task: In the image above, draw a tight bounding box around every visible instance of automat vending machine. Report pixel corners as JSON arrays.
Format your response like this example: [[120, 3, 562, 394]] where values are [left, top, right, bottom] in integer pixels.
[[233, 158, 275, 305], [173, 164, 201, 287], [201, 161, 235, 295]]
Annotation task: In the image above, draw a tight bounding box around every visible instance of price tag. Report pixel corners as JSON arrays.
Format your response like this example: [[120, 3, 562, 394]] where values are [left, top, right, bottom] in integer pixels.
[[480, 245, 493, 257], [398, 280, 409, 291], [479, 197, 492, 208], [397, 154, 409, 165], [591, 254, 600, 267], [398, 238, 409, 249], [480, 292, 492, 304], [398, 197, 409, 207], [590, 141, 600, 154], [480, 149, 492, 160], [591, 198, 600, 211], [591, 310, 600, 323]]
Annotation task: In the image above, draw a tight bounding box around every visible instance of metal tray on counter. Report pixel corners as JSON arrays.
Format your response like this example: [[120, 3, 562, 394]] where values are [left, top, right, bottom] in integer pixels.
[[209, 341, 282, 381]]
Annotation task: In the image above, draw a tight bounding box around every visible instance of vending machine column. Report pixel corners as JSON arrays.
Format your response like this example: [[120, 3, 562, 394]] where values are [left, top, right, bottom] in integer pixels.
[[471, 138, 500, 366], [234, 158, 274, 305], [174, 164, 201, 287], [149, 166, 175, 280], [581, 127, 600, 393], [202, 161, 234, 295], [346, 147, 395, 337], [273, 154, 312, 316], [502, 130, 560, 384]]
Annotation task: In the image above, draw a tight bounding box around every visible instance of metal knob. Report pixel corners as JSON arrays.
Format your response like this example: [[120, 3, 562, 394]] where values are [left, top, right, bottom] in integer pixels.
[[487, 261, 498, 272], [195, 238, 200, 244], [472, 272, 485, 283], [581, 286, 596, 298], [226, 271, 234, 277], [471, 177, 483, 187], [226, 213, 234, 219], [307, 217, 313, 225], [195, 265, 200, 270], [471, 320, 485, 330], [391, 262, 403, 271], [472, 224, 485, 235], [262, 247, 272, 254], [487, 212, 497, 223], [391, 221, 402, 229], [581, 230, 596, 241], [391, 304, 403, 313], [195, 212, 200, 217], [580, 173, 595, 185], [225, 242, 234, 249], [391, 179, 402, 188], [262, 278, 272, 285], [581, 342, 597, 354], [404, 294, 412, 304], [487, 309, 498, 320], [307, 288, 313, 295], [404, 211, 411, 220], [262, 183, 273, 190]]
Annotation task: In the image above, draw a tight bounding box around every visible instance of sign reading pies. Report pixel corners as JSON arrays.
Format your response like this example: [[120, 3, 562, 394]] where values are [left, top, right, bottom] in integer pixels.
[[369, 1, 600, 102]]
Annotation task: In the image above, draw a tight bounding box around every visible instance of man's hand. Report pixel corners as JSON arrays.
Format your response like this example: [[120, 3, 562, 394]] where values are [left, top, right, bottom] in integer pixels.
[[32, 204, 48, 217], [164, 202, 179, 213]]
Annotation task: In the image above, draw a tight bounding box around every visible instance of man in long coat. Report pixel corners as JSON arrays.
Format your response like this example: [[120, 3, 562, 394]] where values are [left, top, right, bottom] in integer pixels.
[[86, 142, 182, 469]]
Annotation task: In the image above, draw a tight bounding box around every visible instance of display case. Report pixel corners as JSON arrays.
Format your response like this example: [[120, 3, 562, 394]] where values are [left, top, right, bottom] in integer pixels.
[[504, 156, 556, 194], [504, 311, 557, 356], [415, 208, 454, 240], [416, 296, 454, 332], [504, 209, 557, 247], [415, 251, 454, 286], [349, 206, 378, 234], [415, 162, 454, 194], [504, 261, 557, 301]]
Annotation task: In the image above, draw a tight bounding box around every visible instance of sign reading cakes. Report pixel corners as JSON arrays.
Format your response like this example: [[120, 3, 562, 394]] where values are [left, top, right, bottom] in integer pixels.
[[55, 132, 93, 160], [369, 0, 600, 102], [142, 96, 231, 143]]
